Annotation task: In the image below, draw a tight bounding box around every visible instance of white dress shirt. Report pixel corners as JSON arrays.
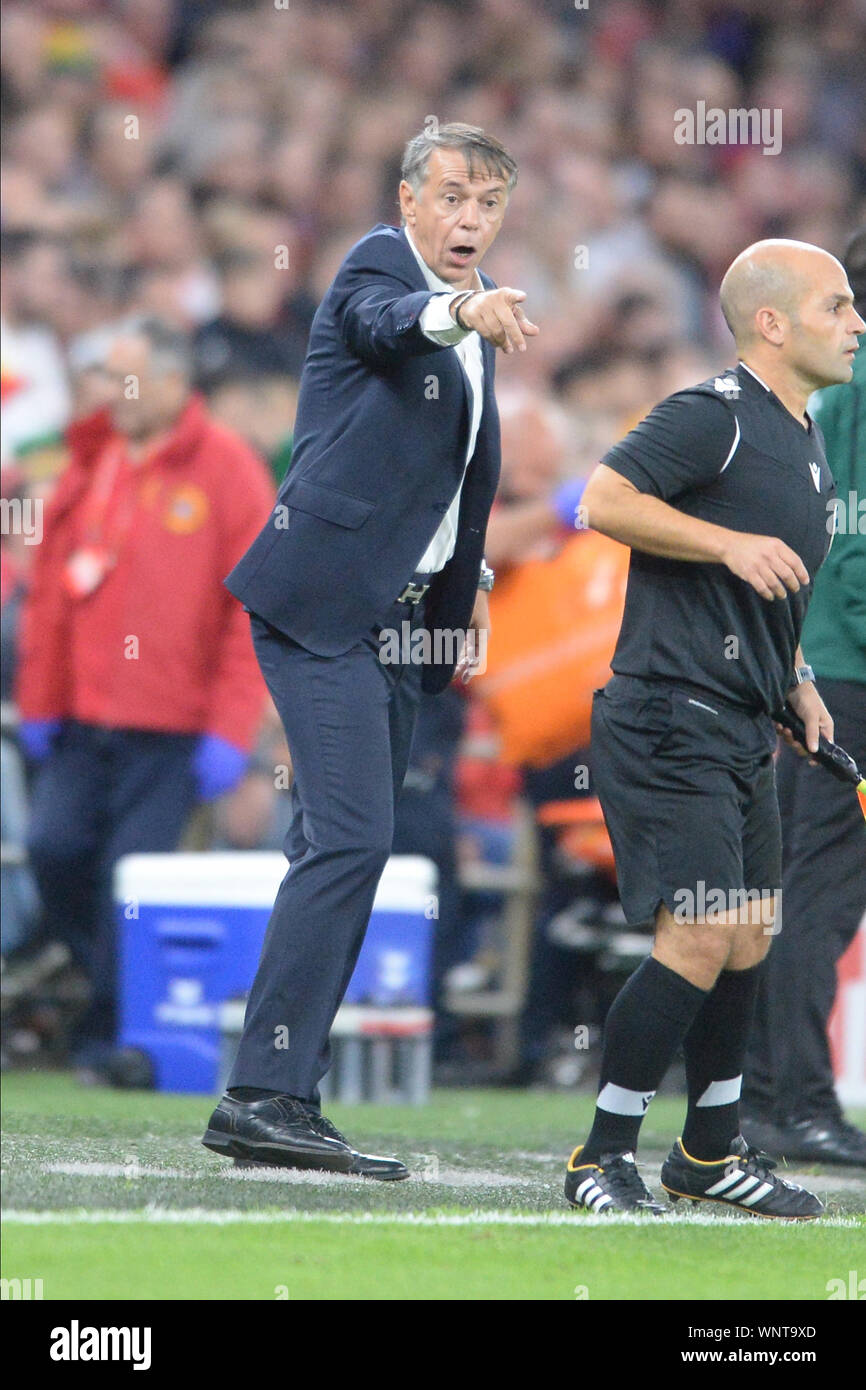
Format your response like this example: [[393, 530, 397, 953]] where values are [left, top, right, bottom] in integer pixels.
[[404, 227, 485, 574]]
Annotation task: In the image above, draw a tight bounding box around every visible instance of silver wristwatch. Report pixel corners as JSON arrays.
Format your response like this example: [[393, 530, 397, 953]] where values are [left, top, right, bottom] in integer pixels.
[[791, 664, 815, 686], [478, 562, 495, 592]]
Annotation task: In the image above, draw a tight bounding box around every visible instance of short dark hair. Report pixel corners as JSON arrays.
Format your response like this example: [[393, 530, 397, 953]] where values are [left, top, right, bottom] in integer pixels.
[[401, 123, 518, 204], [843, 228, 866, 317]]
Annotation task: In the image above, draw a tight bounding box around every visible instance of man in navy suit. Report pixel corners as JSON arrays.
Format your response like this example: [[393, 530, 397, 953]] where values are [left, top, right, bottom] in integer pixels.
[[203, 124, 538, 1177]]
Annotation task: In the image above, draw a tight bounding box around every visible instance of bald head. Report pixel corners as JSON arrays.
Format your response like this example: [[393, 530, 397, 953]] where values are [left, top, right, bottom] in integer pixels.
[[718, 237, 863, 401], [719, 239, 844, 347]]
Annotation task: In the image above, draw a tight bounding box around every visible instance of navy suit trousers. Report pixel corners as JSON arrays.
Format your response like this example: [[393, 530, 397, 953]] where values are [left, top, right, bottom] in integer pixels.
[[228, 593, 428, 1101]]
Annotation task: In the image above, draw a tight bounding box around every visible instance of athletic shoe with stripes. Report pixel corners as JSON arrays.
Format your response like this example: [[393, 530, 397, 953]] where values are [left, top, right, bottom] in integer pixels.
[[564, 1146, 665, 1215], [660, 1136, 823, 1220]]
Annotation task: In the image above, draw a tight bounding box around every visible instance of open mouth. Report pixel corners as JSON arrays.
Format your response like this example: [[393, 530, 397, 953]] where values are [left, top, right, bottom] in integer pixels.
[[448, 245, 476, 263]]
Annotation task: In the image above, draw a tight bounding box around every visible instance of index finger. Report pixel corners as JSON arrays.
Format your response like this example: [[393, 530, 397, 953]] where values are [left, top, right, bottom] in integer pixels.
[[498, 304, 529, 353], [513, 306, 540, 334]]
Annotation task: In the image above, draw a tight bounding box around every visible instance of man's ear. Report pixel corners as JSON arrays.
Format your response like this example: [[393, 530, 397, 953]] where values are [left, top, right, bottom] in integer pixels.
[[755, 307, 786, 346], [398, 179, 416, 225]]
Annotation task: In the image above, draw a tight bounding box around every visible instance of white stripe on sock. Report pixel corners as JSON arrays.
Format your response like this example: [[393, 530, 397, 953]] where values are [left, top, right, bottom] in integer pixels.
[[696, 1076, 743, 1108], [597, 1083, 656, 1116]]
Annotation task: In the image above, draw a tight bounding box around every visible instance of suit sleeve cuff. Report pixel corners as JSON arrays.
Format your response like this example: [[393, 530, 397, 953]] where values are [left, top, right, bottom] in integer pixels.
[[419, 292, 473, 345]]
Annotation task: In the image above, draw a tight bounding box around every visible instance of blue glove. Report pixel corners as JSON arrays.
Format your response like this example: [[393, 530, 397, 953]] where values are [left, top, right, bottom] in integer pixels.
[[192, 734, 248, 802], [19, 718, 63, 762], [553, 477, 588, 531]]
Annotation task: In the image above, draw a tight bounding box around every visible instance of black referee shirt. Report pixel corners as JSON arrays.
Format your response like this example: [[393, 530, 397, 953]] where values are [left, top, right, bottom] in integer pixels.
[[601, 361, 836, 716]]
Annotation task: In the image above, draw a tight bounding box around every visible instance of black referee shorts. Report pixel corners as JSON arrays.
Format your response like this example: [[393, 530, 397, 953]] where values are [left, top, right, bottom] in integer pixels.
[[591, 674, 782, 927]]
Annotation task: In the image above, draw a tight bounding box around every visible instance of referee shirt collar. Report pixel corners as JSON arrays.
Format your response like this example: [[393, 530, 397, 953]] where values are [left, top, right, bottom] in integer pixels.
[[738, 360, 772, 392], [738, 359, 815, 433]]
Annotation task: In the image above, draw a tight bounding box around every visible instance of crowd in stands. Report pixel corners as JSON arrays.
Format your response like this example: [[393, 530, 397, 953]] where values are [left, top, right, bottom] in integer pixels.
[[2, 0, 864, 1081]]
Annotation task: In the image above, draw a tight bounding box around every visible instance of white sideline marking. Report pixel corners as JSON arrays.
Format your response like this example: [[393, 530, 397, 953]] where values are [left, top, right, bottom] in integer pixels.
[[43, 1162, 188, 1179], [30, 1159, 866, 1195], [3, 1208, 860, 1229]]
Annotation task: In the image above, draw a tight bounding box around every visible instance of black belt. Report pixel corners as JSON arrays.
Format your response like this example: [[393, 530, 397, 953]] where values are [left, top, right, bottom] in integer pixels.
[[395, 572, 432, 605]]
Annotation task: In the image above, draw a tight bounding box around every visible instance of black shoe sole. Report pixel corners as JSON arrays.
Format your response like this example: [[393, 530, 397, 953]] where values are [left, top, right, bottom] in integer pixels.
[[230, 1153, 411, 1181], [202, 1128, 355, 1173], [350, 1165, 411, 1182]]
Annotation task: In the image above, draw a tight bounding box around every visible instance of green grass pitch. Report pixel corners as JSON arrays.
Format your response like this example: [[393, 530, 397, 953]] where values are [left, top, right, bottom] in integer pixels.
[[2, 1072, 864, 1300]]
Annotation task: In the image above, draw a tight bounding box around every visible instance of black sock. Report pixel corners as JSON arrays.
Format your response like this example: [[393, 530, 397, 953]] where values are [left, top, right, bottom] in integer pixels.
[[580, 956, 707, 1164], [681, 963, 761, 1160], [228, 1086, 284, 1102]]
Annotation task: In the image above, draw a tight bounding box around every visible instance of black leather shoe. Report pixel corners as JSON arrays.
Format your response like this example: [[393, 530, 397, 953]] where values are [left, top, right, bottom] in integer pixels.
[[202, 1093, 355, 1172], [305, 1109, 410, 1180], [774, 1116, 866, 1167], [203, 1094, 410, 1180]]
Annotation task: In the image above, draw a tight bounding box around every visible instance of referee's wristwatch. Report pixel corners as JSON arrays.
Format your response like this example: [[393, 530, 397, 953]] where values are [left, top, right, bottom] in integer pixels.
[[789, 663, 815, 688], [478, 561, 495, 592]]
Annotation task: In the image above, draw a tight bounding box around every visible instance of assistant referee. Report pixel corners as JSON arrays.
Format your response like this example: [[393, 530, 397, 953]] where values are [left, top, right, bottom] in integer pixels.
[[563, 239, 864, 1219]]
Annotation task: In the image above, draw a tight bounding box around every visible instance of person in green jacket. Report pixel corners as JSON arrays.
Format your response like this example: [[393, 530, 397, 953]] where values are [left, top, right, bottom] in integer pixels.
[[743, 228, 866, 1164]]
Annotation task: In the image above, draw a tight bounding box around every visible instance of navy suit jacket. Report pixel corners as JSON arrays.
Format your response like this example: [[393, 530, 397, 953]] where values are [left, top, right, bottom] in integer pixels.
[[224, 223, 501, 694]]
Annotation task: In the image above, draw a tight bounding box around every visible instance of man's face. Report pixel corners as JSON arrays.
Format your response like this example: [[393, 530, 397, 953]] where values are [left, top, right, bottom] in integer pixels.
[[399, 148, 509, 287], [103, 334, 187, 440], [786, 260, 865, 388]]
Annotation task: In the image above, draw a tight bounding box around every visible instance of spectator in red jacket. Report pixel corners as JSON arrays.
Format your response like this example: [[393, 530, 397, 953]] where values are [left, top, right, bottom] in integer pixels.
[[14, 316, 275, 1077]]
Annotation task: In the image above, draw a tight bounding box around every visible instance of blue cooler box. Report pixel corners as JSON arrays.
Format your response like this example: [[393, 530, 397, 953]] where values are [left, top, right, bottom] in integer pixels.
[[115, 852, 437, 1093]]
